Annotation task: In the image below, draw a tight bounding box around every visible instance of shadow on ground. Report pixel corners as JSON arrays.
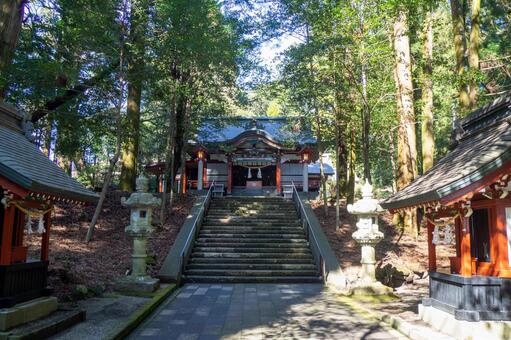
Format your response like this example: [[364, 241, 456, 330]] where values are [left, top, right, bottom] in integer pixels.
[[130, 283, 402, 340]]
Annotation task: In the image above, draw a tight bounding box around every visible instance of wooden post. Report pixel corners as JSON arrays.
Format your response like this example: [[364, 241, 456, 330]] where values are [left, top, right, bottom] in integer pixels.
[[460, 216, 472, 277], [227, 160, 232, 194], [182, 164, 187, 194], [276, 158, 281, 194], [203, 160, 207, 189], [41, 209, 52, 261], [426, 219, 437, 272], [0, 206, 14, 265], [494, 204, 509, 274]]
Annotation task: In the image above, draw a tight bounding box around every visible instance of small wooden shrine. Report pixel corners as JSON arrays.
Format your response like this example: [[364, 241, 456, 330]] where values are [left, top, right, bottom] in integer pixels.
[[146, 117, 334, 195], [0, 102, 98, 308], [382, 95, 511, 321]]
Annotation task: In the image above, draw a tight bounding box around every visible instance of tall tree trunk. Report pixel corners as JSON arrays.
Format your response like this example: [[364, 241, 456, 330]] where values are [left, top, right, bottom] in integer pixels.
[[394, 8, 418, 237], [361, 63, 371, 183], [422, 3, 435, 173], [359, 0, 371, 183], [179, 98, 191, 194], [0, 0, 25, 98], [160, 96, 177, 225], [347, 127, 356, 205], [468, 0, 480, 108], [119, 0, 150, 191], [388, 130, 397, 193], [450, 0, 470, 116], [86, 2, 128, 243]]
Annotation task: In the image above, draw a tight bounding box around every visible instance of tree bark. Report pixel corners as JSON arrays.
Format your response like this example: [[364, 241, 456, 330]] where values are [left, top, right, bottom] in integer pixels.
[[347, 127, 356, 205], [421, 3, 435, 173], [85, 2, 127, 243], [393, 8, 418, 237], [0, 0, 26, 98], [468, 0, 480, 108], [450, 0, 470, 116], [160, 96, 177, 225], [30, 63, 119, 123], [119, 0, 150, 191]]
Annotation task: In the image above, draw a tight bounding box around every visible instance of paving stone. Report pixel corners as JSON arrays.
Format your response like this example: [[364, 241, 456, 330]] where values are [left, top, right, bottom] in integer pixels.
[[140, 328, 160, 336], [194, 288, 209, 295], [130, 283, 406, 340], [176, 333, 200, 340]]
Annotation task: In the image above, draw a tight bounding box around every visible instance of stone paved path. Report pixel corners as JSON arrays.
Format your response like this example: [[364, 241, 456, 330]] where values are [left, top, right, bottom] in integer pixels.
[[130, 284, 405, 340]]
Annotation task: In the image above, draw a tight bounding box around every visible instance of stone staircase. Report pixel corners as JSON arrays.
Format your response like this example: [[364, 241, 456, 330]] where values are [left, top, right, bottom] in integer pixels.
[[183, 197, 322, 283]]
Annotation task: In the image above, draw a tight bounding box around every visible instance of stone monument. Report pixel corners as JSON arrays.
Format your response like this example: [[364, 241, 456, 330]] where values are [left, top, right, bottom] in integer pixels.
[[347, 180, 393, 295], [116, 175, 162, 293]]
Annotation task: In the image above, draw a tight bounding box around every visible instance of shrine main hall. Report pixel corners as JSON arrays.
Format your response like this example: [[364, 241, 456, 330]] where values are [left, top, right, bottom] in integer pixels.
[[147, 117, 333, 195]]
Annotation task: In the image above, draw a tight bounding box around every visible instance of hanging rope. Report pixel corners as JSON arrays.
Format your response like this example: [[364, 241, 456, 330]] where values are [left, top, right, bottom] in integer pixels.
[[425, 213, 460, 228], [5, 199, 53, 235]]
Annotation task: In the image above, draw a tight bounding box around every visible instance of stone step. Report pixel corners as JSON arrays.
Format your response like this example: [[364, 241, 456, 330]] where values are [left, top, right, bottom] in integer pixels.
[[186, 263, 317, 270], [191, 252, 314, 259], [200, 226, 304, 234], [203, 221, 302, 226], [189, 257, 315, 265], [184, 275, 322, 284], [184, 269, 319, 277], [194, 242, 309, 248], [206, 213, 297, 218], [196, 237, 307, 243], [201, 225, 303, 230], [204, 215, 300, 224], [197, 233, 306, 239], [193, 247, 312, 254]]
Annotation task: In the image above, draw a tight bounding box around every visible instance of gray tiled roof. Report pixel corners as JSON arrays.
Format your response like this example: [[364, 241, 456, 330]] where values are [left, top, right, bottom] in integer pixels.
[[0, 125, 99, 203], [382, 94, 511, 210], [196, 117, 316, 145]]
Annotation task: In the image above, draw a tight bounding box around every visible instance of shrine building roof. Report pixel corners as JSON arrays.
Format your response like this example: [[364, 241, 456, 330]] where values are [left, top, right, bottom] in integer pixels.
[[0, 102, 98, 203], [195, 117, 316, 146], [382, 94, 511, 210]]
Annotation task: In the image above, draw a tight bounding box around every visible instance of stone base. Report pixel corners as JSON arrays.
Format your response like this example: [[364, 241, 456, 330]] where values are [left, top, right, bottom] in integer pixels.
[[419, 303, 511, 339], [115, 276, 160, 294], [350, 281, 394, 296], [0, 296, 58, 331]]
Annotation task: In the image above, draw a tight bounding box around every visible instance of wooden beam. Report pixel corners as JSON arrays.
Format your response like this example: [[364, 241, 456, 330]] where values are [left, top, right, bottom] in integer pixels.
[[441, 158, 511, 206]]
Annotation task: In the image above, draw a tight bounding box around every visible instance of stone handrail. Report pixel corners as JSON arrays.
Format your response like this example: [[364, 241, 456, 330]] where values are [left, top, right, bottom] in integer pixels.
[[291, 184, 347, 291], [158, 182, 215, 283]]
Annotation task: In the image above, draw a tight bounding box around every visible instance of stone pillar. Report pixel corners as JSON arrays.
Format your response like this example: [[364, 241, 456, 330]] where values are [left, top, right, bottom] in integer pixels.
[[347, 181, 392, 295], [198, 159, 204, 191], [117, 175, 162, 293], [303, 163, 309, 192]]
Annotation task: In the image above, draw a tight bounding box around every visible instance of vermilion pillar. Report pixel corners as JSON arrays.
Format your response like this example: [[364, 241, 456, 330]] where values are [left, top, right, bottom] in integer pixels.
[[203, 160, 207, 189], [0, 206, 14, 265], [460, 216, 472, 277], [426, 218, 437, 272], [227, 160, 232, 194], [276, 158, 281, 194], [181, 165, 187, 194]]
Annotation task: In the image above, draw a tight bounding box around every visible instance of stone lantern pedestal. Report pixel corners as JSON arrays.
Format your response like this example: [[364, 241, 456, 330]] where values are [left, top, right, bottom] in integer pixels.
[[116, 175, 162, 293], [347, 181, 393, 296]]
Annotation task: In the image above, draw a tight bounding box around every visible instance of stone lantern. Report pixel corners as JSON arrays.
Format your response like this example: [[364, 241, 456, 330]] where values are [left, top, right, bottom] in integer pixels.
[[117, 175, 162, 293], [347, 181, 392, 295]]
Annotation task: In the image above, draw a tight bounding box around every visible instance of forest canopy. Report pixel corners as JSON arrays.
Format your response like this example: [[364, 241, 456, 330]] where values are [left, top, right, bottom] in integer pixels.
[[1, 0, 510, 236]]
